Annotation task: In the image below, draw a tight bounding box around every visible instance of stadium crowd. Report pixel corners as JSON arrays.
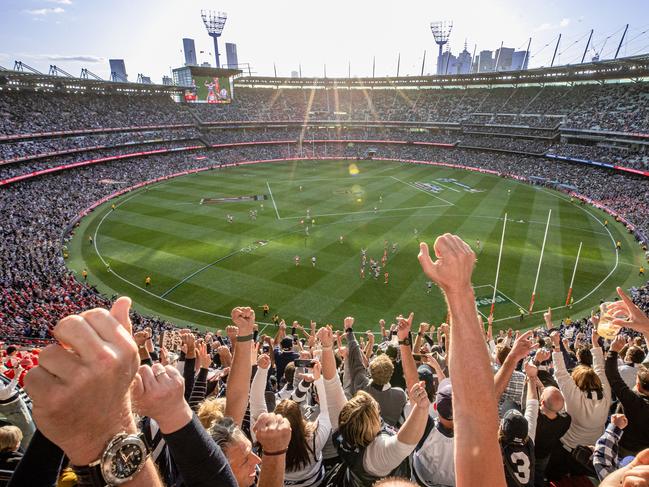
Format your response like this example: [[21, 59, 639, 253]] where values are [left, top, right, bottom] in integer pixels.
[[2, 84, 649, 486]]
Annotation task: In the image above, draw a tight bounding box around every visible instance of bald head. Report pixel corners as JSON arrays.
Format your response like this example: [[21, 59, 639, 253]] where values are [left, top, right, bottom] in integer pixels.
[[373, 478, 419, 487], [541, 386, 564, 413]]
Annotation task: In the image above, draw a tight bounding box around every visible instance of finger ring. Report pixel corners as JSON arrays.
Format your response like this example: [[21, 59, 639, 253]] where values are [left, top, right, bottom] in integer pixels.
[[154, 370, 166, 377]]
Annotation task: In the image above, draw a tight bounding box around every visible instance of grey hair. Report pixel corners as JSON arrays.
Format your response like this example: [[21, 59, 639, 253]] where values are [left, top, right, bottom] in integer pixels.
[[209, 417, 246, 450]]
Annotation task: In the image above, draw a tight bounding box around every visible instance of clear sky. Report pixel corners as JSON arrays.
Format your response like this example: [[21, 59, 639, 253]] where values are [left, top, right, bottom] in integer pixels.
[[1, 0, 648, 83]]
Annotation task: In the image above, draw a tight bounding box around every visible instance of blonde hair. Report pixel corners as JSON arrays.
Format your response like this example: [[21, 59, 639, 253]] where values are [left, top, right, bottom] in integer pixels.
[[197, 397, 227, 429], [571, 365, 602, 394], [369, 354, 394, 386], [338, 391, 381, 447], [0, 425, 22, 452]]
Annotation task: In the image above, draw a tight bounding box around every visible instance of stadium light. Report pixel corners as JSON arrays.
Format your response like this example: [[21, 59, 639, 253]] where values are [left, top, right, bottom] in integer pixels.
[[201, 10, 228, 68], [430, 21, 453, 75]]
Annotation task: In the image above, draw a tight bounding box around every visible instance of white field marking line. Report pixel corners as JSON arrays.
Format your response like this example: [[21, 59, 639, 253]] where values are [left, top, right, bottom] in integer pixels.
[[487, 284, 527, 312], [266, 181, 281, 220], [160, 249, 244, 298], [93, 192, 277, 325], [390, 176, 456, 206], [272, 175, 388, 184], [526, 218, 608, 236], [280, 203, 452, 220], [433, 181, 461, 193]]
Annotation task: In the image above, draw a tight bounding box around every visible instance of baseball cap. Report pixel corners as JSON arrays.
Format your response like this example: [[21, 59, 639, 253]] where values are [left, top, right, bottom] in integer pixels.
[[417, 364, 436, 401], [435, 378, 453, 420], [501, 409, 528, 444]]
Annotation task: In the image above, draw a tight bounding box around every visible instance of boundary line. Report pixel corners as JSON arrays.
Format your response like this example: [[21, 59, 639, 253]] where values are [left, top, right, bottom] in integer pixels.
[[160, 250, 243, 298], [487, 284, 527, 311], [390, 176, 456, 206], [266, 181, 281, 220]]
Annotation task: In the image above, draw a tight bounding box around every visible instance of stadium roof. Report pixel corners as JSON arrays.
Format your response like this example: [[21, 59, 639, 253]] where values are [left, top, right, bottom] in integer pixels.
[[235, 54, 649, 88], [0, 69, 184, 95]]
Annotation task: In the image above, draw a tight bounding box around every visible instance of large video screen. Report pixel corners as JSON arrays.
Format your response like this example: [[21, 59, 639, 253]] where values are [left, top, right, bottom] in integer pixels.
[[183, 75, 232, 104]]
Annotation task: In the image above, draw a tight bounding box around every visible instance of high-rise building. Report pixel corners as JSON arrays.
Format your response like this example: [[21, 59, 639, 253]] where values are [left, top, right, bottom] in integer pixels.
[[495, 47, 514, 71], [225, 43, 238, 69], [162, 75, 173, 86], [183, 38, 197, 66], [109, 59, 128, 82], [511, 50, 529, 70], [476, 50, 494, 73], [456, 44, 472, 74]]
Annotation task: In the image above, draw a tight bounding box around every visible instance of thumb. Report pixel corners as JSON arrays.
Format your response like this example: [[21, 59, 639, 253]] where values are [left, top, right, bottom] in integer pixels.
[[616, 287, 638, 311], [418, 242, 436, 277], [130, 370, 145, 409], [110, 296, 133, 335]]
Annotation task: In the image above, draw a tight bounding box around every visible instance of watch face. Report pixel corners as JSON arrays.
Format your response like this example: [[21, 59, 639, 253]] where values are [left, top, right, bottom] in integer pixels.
[[111, 443, 143, 478], [102, 434, 148, 484]]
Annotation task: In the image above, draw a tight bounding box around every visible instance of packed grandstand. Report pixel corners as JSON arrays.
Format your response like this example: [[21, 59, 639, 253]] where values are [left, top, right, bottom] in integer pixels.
[[1, 55, 649, 487]]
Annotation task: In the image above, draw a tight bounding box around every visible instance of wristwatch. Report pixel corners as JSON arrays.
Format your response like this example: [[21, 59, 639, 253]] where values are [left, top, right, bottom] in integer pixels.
[[398, 336, 411, 346], [73, 432, 150, 486]]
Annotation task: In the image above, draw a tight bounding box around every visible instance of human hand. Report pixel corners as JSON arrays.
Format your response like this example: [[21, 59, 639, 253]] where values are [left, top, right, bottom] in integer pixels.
[[134, 330, 149, 347], [197, 342, 212, 369], [510, 330, 539, 361], [231, 307, 255, 336], [160, 346, 170, 366], [217, 345, 232, 367], [524, 360, 538, 378], [611, 413, 628, 430], [610, 334, 626, 353], [410, 381, 430, 410], [419, 322, 430, 334], [131, 364, 191, 435], [418, 233, 476, 294], [298, 360, 321, 382], [254, 413, 291, 453], [606, 288, 649, 334], [534, 348, 551, 364], [550, 331, 561, 350], [24, 297, 139, 465], [279, 321, 287, 331], [591, 329, 601, 348], [181, 332, 196, 359], [257, 354, 271, 370], [366, 330, 374, 342], [544, 307, 553, 329], [397, 312, 414, 341], [316, 326, 334, 348], [343, 316, 354, 330], [600, 448, 649, 487], [225, 325, 238, 343]]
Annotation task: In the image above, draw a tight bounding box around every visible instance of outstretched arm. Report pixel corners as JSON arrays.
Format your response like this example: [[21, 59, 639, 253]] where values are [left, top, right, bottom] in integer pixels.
[[225, 307, 255, 426], [418, 234, 506, 487]]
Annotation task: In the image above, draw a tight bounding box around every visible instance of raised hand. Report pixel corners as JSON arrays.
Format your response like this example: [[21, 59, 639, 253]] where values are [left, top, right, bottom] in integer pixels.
[[417, 233, 476, 294], [160, 346, 170, 366], [611, 413, 628, 430], [510, 330, 539, 361], [419, 322, 430, 334], [24, 297, 139, 466], [257, 354, 271, 370], [550, 331, 561, 350], [610, 334, 626, 353], [591, 329, 601, 348], [197, 342, 212, 369], [253, 412, 291, 454], [131, 364, 191, 434], [607, 287, 649, 334], [534, 348, 551, 364], [225, 325, 238, 343], [543, 307, 553, 329], [524, 360, 538, 379], [134, 330, 149, 347], [343, 316, 355, 330], [397, 312, 414, 340], [409, 381, 430, 410], [217, 345, 232, 367], [316, 326, 334, 348], [298, 360, 321, 382], [231, 307, 255, 336]]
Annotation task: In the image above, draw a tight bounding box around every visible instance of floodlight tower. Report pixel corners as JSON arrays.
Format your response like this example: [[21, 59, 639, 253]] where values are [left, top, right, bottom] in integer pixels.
[[430, 21, 453, 75], [201, 10, 227, 68]]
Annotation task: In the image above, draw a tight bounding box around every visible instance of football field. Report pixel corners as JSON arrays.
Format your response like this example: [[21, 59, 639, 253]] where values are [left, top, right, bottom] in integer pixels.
[[67, 159, 646, 331]]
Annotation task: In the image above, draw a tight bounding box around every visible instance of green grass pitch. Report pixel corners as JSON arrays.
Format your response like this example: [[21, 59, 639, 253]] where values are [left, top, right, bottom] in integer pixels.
[[67, 159, 646, 332]]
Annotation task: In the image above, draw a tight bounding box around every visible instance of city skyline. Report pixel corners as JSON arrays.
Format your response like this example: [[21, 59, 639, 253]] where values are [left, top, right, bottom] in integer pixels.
[[1, 0, 648, 83]]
